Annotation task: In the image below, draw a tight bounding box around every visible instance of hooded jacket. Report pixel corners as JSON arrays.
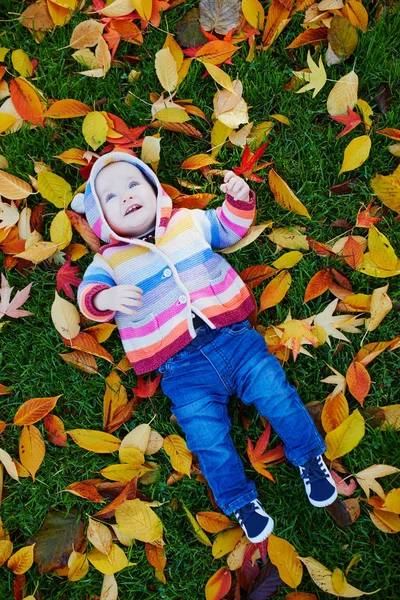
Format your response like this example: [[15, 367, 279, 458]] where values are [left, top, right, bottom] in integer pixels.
[[76, 152, 256, 374]]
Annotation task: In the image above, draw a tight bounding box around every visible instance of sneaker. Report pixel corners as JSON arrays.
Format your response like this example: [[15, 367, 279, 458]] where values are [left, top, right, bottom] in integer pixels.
[[299, 454, 338, 508], [234, 499, 274, 543]]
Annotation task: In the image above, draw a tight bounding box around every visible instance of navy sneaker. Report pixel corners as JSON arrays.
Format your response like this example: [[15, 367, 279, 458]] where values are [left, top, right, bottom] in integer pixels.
[[234, 499, 274, 543], [299, 455, 338, 508]]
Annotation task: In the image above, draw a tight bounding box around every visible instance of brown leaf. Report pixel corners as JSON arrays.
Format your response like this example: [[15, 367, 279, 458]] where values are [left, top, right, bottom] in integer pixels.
[[29, 508, 85, 574], [66, 210, 100, 252], [342, 236, 364, 269], [328, 16, 358, 57], [43, 414, 67, 446], [19, 1, 54, 31], [199, 0, 241, 34], [60, 350, 99, 374], [286, 27, 328, 49], [63, 331, 114, 363], [94, 478, 138, 519], [325, 498, 352, 529], [63, 480, 106, 503]]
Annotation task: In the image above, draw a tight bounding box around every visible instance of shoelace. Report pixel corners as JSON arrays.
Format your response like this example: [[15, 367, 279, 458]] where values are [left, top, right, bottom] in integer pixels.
[[300, 458, 327, 483], [235, 502, 257, 524]]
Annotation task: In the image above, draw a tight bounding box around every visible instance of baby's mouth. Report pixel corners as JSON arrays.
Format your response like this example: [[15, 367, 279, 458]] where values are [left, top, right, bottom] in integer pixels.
[[125, 204, 142, 216]]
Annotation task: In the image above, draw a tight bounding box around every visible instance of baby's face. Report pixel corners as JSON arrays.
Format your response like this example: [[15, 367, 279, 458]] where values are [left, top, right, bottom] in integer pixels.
[[95, 162, 157, 237]]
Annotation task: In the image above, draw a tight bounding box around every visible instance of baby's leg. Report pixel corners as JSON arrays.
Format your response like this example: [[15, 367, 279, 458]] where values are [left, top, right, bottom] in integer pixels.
[[160, 349, 257, 516]]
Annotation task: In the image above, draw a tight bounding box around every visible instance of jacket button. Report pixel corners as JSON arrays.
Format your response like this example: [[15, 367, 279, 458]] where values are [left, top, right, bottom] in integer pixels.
[[163, 268, 172, 278], [178, 295, 187, 304]]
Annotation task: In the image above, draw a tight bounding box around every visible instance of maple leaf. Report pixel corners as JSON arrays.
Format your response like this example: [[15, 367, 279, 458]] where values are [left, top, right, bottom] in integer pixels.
[[330, 106, 362, 138], [293, 51, 327, 98], [275, 317, 318, 362], [246, 422, 285, 481], [0, 274, 33, 320], [313, 299, 364, 347], [132, 373, 162, 398], [233, 141, 272, 181], [56, 258, 82, 300], [321, 364, 347, 398], [356, 201, 381, 228]]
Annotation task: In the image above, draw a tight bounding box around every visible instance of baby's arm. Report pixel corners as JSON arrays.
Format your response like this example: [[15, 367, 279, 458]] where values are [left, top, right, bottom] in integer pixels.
[[190, 171, 255, 249], [78, 254, 142, 321]]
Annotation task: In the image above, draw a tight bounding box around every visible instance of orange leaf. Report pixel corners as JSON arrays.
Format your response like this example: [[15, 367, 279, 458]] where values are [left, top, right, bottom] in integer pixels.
[[286, 27, 328, 49], [173, 193, 215, 209], [59, 350, 99, 374], [180, 154, 220, 170], [240, 265, 277, 288], [342, 236, 364, 269], [259, 270, 291, 311], [321, 392, 349, 433], [63, 480, 105, 503], [7, 544, 35, 574], [103, 371, 128, 430], [63, 331, 114, 363], [43, 414, 67, 446], [145, 542, 166, 571], [195, 41, 238, 65], [286, 593, 317, 600], [13, 395, 61, 426], [376, 128, 400, 141], [196, 512, 233, 533], [205, 567, 232, 600], [9, 78, 44, 126], [45, 99, 92, 118], [354, 340, 392, 367], [247, 423, 285, 481], [304, 270, 333, 303], [346, 361, 370, 406], [84, 323, 117, 343], [263, 0, 291, 48], [19, 425, 45, 479], [0, 421, 6, 435], [93, 478, 137, 519], [65, 210, 100, 252]]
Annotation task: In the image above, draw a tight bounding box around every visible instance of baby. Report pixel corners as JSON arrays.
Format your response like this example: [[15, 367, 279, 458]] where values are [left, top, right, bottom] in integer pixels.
[[72, 152, 337, 543]]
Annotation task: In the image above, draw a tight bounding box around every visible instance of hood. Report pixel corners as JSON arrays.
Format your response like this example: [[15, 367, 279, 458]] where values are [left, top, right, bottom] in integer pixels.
[[71, 152, 172, 244]]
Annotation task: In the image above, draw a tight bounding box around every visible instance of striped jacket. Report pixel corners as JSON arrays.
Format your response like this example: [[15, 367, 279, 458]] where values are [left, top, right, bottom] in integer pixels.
[[77, 153, 256, 374]]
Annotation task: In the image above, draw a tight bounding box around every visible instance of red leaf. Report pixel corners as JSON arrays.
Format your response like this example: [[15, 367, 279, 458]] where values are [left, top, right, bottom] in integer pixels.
[[56, 258, 82, 300], [246, 423, 286, 481], [356, 201, 381, 228], [132, 373, 162, 398], [346, 361, 370, 406], [342, 236, 364, 269], [307, 237, 336, 257], [330, 106, 362, 138], [43, 414, 67, 447], [233, 141, 271, 178], [13, 573, 26, 600]]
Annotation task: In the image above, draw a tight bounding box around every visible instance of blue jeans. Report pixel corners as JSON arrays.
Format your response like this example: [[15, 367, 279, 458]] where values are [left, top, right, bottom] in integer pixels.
[[158, 320, 326, 515]]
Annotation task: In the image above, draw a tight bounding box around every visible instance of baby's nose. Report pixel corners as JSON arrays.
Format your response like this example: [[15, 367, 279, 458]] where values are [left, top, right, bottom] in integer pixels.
[[122, 192, 134, 203]]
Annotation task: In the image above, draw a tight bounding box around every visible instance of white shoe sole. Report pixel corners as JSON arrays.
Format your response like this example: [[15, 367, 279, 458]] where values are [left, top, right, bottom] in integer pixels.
[[308, 487, 338, 508]]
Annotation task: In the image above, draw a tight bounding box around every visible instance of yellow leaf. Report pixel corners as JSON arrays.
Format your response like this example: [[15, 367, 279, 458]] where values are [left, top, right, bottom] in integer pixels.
[[88, 543, 130, 574], [0, 48, 9, 62], [0, 200, 19, 228], [267, 227, 309, 251], [100, 573, 118, 600], [155, 48, 178, 93], [212, 527, 243, 559], [358, 252, 400, 278], [242, 0, 264, 27], [339, 135, 371, 175], [366, 284, 392, 332], [11, 49, 33, 77], [383, 489, 400, 514], [72, 48, 99, 70], [100, 462, 147, 482], [82, 111, 108, 151], [259, 270, 292, 311], [120, 423, 151, 455], [67, 429, 121, 453], [229, 122, 253, 147], [389, 143, 400, 157], [100, 0, 135, 17], [300, 556, 375, 597], [226, 536, 253, 570], [268, 534, 302, 588], [37, 171, 72, 208], [47, 1, 73, 27], [357, 99, 373, 130], [0, 448, 19, 481], [51, 291, 80, 339], [268, 169, 310, 218], [325, 409, 365, 460], [368, 226, 398, 271], [331, 567, 348, 595], [19, 425, 45, 480], [0, 540, 13, 567], [154, 107, 191, 123], [270, 113, 290, 125], [0, 113, 17, 134], [182, 503, 212, 547], [196, 512, 233, 534], [271, 251, 303, 269], [87, 517, 113, 555], [141, 136, 161, 171], [7, 544, 35, 574], [115, 498, 163, 543], [131, 0, 152, 20], [50, 210, 73, 250], [204, 63, 234, 92], [294, 51, 326, 98], [221, 223, 272, 254], [250, 121, 274, 147], [327, 70, 358, 116], [218, 97, 249, 129], [181, 154, 220, 170], [355, 464, 399, 499], [163, 434, 192, 477], [381, 404, 400, 431], [0, 170, 32, 200], [16, 241, 59, 264], [68, 550, 89, 581], [163, 33, 183, 71], [321, 392, 349, 433], [370, 169, 400, 214], [369, 508, 400, 533]]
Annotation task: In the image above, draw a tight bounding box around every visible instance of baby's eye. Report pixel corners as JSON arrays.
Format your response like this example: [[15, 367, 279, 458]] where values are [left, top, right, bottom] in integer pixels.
[[106, 193, 116, 202], [129, 181, 138, 189]]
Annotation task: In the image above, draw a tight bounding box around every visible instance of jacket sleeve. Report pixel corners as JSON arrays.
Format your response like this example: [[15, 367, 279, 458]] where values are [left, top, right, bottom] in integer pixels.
[[189, 191, 256, 249], [77, 253, 116, 322]]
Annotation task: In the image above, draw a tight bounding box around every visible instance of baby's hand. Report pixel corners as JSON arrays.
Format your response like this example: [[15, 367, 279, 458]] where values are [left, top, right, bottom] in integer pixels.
[[220, 171, 250, 202], [94, 285, 143, 315]]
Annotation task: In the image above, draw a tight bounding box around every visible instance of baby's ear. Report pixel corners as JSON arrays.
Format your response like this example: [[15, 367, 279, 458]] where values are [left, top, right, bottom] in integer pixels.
[[70, 193, 85, 214]]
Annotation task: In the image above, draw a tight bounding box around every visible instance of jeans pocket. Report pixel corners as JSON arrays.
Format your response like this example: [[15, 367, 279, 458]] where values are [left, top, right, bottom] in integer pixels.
[[222, 319, 252, 336]]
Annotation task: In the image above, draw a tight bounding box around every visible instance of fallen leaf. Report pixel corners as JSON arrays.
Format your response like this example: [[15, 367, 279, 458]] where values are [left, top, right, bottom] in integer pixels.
[[67, 429, 121, 453], [328, 15, 358, 57], [325, 409, 365, 460], [346, 361, 370, 405], [355, 464, 399, 499], [200, 0, 241, 34], [19, 425, 45, 480], [339, 135, 371, 175], [327, 70, 358, 116], [14, 396, 61, 426], [293, 51, 326, 98], [88, 544, 130, 575], [268, 533, 303, 588], [115, 498, 163, 543], [268, 169, 310, 218], [7, 544, 35, 575], [205, 566, 232, 600], [163, 434, 192, 477], [259, 271, 292, 311]]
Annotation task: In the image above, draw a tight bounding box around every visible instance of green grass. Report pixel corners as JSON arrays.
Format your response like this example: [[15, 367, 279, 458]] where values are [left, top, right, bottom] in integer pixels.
[[1, 0, 400, 598]]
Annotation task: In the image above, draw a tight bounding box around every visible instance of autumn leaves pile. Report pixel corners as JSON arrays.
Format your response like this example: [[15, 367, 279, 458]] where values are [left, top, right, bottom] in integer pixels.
[[1, 0, 400, 598]]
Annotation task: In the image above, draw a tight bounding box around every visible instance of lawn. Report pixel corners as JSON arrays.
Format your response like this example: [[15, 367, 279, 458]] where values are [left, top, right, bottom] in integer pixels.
[[0, 0, 399, 598]]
